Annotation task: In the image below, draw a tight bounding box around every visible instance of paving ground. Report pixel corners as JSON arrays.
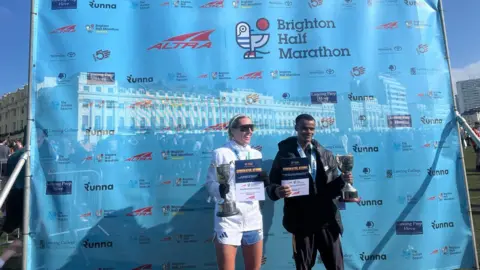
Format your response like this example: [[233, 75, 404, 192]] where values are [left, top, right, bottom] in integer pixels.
[[2, 149, 480, 269]]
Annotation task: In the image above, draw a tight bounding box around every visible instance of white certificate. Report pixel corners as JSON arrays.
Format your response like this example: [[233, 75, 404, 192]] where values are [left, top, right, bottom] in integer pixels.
[[235, 181, 265, 202], [281, 178, 309, 197]]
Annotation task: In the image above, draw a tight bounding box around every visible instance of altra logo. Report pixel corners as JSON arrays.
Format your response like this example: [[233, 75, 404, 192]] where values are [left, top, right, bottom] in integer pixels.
[[431, 220, 454, 230], [132, 264, 152, 270], [51, 25, 76, 34], [376, 22, 398, 29], [200, 0, 224, 7], [127, 207, 153, 216], [147, 30, 214, 50], [236, 18, 270, 59], [125, 152, 152, 161], [237, 71, 263, 80], [132, 264, 153, 270]]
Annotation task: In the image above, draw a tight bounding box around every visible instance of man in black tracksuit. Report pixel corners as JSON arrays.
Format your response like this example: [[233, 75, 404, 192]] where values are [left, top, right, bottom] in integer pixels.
[[266, 114, 353, 270]]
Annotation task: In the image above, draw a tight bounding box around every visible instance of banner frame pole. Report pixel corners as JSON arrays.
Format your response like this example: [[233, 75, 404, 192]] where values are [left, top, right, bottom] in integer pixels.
[[22, 0, 37, 268], [438, 0, 479, 268]]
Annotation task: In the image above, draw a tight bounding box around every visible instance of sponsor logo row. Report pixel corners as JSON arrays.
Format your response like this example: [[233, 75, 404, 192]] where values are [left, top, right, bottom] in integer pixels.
[[51, 0, 433, 10]]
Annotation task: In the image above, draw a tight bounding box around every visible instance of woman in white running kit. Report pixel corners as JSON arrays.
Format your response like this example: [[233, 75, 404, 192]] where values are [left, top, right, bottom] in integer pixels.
[[206, 114, 263, 270]]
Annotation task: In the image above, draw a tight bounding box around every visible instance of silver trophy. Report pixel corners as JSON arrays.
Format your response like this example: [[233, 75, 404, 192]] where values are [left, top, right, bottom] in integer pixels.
[[215, 162, 240, 217], [336, 154, 360, 203]]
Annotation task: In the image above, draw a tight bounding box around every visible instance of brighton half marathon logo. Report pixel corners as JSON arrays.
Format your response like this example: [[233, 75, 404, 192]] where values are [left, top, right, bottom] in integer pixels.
[[236, 18, 270, 59], [147, 30, 215, 50], [277, 18, 351, 59]]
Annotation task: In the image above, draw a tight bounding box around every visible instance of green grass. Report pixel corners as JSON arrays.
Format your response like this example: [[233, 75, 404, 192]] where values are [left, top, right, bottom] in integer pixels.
[[463, 148, 480, 267]]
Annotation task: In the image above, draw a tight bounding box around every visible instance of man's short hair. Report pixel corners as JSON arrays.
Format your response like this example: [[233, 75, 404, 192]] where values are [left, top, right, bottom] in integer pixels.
[[295, 114, 315, 125]]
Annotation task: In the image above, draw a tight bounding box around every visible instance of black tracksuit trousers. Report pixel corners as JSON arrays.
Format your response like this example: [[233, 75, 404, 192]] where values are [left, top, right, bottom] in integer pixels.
[[292, 226, 344, 270]]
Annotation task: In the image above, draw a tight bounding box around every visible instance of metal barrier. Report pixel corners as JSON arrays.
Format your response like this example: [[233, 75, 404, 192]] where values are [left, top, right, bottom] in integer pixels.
[[0, 152, 29, 210], [456, 111, 480, 147]]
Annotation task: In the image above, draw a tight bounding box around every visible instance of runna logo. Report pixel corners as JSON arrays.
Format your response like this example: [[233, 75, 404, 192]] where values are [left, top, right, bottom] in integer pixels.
[[147, 30, 215, 50], [352, 144, 379, 153], [431, 220, 454, 230], [427, 167, 449, 176], [84, 182, 114, 191], [236, 18, 270, 59], [420, 116, 443, 125], [82, 239, 113, 248], [359, 252, 387, 261], [127, 75, 154, 83], [404, 0, 427, 7], [89, 0, 117, 9], [357, 200, 383, 206]]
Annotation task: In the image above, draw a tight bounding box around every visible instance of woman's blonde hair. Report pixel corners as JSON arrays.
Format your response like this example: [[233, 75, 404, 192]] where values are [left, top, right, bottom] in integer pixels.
[[227, 114, 249, 139]]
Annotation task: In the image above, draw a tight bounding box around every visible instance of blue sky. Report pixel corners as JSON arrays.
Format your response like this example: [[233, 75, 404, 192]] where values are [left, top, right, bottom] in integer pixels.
[[0, 1, 478, 94]]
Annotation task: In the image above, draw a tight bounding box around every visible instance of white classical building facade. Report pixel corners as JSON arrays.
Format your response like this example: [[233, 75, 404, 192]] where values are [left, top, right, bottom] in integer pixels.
[[33, 71, 420, 143], [0, 85, 28, 140], [75, 72, 338, 143]]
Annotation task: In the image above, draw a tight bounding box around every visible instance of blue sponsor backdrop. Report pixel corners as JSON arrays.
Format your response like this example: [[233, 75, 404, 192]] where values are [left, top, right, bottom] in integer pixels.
[[27, 0, 476, 269]]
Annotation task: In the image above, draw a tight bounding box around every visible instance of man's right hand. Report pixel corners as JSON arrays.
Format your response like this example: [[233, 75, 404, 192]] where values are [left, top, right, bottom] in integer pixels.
[[275, 185, 293, 199]]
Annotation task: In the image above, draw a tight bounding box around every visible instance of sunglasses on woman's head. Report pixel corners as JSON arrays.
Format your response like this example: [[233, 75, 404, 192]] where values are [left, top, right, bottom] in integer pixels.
[[235, 124, 255, 132]]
